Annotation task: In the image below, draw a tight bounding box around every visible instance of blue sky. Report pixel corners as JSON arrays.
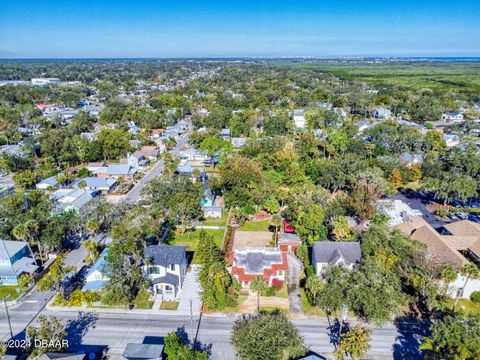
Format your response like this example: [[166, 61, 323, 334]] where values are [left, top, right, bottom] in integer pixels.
[[1, 0, 479, 58]]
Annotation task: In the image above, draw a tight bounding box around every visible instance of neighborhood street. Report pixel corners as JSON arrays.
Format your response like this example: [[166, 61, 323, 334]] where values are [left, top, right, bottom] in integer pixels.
[[123, 133, 190, 203], [0, 308, 427, 359]]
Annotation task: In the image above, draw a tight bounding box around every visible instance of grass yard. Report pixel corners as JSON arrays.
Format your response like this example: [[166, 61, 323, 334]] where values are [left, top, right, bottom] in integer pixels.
[[239, 219, 271, 232], [446, 299, 480, 316], [275, 285, 289, 299], [160, 301, 179, 310], [0, 285, 19, 301], [202, 212, 228, 227], [402, 180, 422, 190], [171, 228, 225, 263], [220, 295, 249, 313]]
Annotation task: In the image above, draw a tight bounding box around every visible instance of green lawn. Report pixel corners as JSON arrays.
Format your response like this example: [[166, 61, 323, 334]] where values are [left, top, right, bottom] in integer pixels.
[[160, 301, 179, 310], [305, 61, 480, 94], [446, 299, 480, 316], [171, 228, 225, 263], [402, 180, 422, 190], [239, 219, 271, 232], [275, 285, 289, 299], [222, 295, 248, 313], [0, 286, 19, 301], [201, 212, 228, 227]]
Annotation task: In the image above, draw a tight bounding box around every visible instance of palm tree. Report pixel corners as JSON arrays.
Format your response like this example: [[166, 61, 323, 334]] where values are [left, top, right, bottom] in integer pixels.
[[85, 218, 100, 241], [83, 240, 100, 265], [13, 221, 44, 264], [250, 276, 266, 312], [440, 265, 457, 298], [454, 263, 480, 309], [270, 214, 282, 246]]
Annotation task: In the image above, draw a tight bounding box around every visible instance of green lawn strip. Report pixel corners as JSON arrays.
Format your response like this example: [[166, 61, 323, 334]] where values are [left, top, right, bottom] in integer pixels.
[[239, 219, 271, 232], [160, 301, 179, 310], [0, 285, 19, 301]]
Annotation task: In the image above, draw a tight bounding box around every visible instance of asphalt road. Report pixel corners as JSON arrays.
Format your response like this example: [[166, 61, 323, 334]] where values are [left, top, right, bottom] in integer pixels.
[[123, 133, 190, 203], [0, 307, 427, 359]]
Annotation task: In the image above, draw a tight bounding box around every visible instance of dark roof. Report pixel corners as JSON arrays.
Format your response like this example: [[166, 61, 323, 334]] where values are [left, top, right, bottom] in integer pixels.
[[152, 273, 179, 287], [312, 241, 361, 265], [122, 343, 164, 360], [144, 245, 187, 267]]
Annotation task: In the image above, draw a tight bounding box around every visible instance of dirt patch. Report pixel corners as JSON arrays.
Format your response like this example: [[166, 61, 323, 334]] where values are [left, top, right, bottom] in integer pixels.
[[233, 231, 273, 249], [239, 294, 290, 313]]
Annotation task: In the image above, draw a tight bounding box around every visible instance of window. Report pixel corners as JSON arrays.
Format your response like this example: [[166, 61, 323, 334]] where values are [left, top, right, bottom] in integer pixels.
[[148, 266, 159, 274], [169, 264, 176, 271]]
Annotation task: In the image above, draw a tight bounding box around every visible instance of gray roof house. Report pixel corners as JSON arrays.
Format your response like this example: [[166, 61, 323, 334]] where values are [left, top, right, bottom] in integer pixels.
[[143, 245, 188, 300], [36, 176, 60, 190], [0, 239, 38, 286], [106, 164, 137, 178], [399, 152, 423, 167], [121, 343, 164, 360], [312, 241, 361, 276], [72, 177, 117, 192], [374, 107, 392, 120], [51, 188, 97, 212]]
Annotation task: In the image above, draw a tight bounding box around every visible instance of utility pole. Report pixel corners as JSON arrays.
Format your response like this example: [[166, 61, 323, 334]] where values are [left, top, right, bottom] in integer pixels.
[[189, 299, 193, 349], [3, 296, 13, 339]]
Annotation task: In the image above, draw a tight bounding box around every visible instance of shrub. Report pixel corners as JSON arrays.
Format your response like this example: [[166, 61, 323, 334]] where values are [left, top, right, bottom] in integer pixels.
[[471, 291, 480, 304], [264, 286, 276, 297], [271, 278, 283, 290], [435, 207, 449, 219]]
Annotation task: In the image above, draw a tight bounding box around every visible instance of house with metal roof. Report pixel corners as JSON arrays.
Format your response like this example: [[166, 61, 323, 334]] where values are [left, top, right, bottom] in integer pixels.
[[51, 188, 97, 212], [143, 245, 188, 300], [0, 239, 38, 285], [96, 165, 136, 180], [82, 248, 109, 292], [36, 176, 59, 190], [121, 343, 164, 360], [312, 241, 361, 276], [374, 107, 392, 120], [399, 152, 424, 167], [72, 177, 117, 193]]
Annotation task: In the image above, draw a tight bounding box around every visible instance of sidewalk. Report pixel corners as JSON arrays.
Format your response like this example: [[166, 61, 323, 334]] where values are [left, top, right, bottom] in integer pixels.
[[46, 265, 203, 316]]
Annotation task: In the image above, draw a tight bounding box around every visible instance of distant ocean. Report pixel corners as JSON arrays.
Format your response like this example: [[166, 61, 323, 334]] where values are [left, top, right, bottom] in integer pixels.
[[0, 57, 479, 63]]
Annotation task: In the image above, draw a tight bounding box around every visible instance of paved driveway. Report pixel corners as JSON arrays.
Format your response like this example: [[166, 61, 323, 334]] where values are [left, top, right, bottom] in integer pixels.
[[287, 253, 304, 315], [177, 265, 202, 315]]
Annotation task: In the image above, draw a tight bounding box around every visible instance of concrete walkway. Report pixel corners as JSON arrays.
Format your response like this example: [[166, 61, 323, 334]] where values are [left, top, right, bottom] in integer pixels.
[[286, 253, 304, 315], [177, 265, 202, 315]]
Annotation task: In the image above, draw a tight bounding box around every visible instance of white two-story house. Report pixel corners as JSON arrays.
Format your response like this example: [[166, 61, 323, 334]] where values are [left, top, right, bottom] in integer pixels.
[[312, 241, 361, 276], [143, 245, 188, 300]]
